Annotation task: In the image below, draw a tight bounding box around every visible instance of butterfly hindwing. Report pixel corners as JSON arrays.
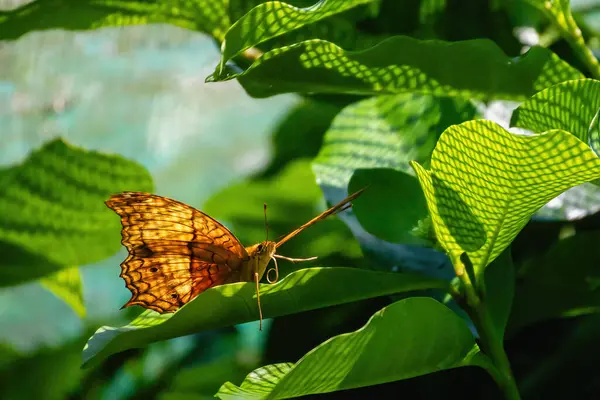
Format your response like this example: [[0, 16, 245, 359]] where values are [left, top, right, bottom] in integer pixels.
[[106, 192, 248, 313]]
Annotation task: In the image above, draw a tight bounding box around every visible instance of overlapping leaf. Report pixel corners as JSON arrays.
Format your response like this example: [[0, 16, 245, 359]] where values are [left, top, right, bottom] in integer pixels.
[[511, 79, 600, 145], [0, 0, 230, 41], [208, 36, 583, 100], [0, 138, 153, 285], [82, 267, 449, 368], [217, 297, 486, 399], [312, 93, 474, 244], [217, 0, 376, 73], [411, 120, 600, 278], [510, 79, 600, 219], [312, 94, 450, 188]]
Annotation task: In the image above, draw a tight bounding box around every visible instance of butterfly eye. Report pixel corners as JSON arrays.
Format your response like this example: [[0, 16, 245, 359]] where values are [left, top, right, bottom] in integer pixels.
[[257, 244, 264, 252]]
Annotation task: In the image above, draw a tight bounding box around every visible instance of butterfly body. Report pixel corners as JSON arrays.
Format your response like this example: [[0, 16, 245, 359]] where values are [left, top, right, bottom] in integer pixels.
[[241, 241, 277, 282]]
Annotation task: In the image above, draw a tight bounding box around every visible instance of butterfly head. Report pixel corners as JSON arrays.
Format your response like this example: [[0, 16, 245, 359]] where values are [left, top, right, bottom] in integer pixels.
[[246, 240, 277, 280]]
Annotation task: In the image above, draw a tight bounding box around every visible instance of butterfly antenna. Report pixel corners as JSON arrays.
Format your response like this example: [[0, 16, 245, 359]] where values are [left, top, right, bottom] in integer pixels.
[[263, 202, 269, 242], [254, 272, 263, 331], [275, 188, 366, 248]]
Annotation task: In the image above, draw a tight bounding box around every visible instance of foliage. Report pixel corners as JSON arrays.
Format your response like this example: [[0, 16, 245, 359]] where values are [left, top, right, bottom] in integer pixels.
[[3, 0, 600, 399]]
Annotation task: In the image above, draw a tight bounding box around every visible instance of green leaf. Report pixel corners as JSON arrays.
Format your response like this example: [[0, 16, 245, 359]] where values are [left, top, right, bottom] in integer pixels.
[[349, 168, 429, 244], [208, 36, 583, 100], [82, 267, 450, 368], [483, 247, 515, 340], [216, 297, 486, 399], [217, 0, 376, 72], [0, 0, 231, 42], [0, 138, 153, 286], [40, 266, 86, 319], [511, 79, 600, 218], [508, 230, 600, 334], [410, 120, 600, 279], [312, 93, 447, 189], [510, 79, 600, 146]]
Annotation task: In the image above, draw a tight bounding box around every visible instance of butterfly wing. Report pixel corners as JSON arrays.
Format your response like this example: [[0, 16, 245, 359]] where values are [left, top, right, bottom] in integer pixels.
[[106, 192, 248, 313]]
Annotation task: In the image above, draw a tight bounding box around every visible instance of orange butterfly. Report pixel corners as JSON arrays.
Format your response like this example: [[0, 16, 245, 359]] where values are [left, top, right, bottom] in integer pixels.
[[106, 188, 364, 329]]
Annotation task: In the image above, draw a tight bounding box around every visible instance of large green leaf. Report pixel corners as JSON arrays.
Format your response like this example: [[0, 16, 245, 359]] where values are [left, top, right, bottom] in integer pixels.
[[40, 266, 86, 319], [207, 36, 583, 100], [510, 79, 600, 146], [312, 93, 456, 189], [217, 0, 376, 72], [312, 93, 473, 245], [82, 267, 450, 368], [216, 297, 486, 399], [0, 0, 230, 41], [508, 230, 600, 334], [0, 138, 153, 286], [511, 79, 600, 219], [410, 120, 600, 281]]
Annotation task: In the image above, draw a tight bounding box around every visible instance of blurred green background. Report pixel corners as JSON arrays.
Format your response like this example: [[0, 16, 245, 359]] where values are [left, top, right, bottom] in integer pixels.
[[4, 0, 600, 399]]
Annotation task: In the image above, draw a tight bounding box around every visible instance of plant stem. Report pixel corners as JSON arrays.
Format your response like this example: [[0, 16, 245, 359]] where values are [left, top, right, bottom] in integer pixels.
[[456, 264, 521, 400], [542, 4, 600, 79], [474, 303, 521, 400]]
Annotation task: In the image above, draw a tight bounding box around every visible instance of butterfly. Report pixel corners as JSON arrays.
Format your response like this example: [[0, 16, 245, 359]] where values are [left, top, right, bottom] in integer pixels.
[[105, 188, 365, 329]]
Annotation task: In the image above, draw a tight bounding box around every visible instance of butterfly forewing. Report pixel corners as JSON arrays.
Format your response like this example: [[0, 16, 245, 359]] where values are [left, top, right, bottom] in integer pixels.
[[106, 192, 248, 313]]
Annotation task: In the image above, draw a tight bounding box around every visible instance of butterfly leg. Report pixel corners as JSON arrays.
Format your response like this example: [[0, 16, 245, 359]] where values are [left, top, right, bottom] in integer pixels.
[[255, 272, 263, 331]]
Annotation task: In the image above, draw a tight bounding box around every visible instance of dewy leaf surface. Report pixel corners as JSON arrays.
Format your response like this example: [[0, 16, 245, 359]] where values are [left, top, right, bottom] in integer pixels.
[[411, 120, 600, 277], [82, 267, 449, 368], [0, 138, 153, 285], [208, 36, 583, 100], [217, 297, 485, 399], [0, 0, 231, 41], [218, 0, 376, 69]]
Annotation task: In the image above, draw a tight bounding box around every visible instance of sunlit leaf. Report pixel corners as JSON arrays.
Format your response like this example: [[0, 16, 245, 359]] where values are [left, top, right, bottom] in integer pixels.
[[503, 79, 600, 220], [312, 94, 465, 188], [411, 120, 600, 280], [0, 138, 153, 286], [510, 79, 600, 148], [82, 267, 450, 368], [0, 0, 231, 41], [218, 0, 376, 71], [208, 36, 583, 100], [40, 266, 86, 319], [217, 297, 486, 399]]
